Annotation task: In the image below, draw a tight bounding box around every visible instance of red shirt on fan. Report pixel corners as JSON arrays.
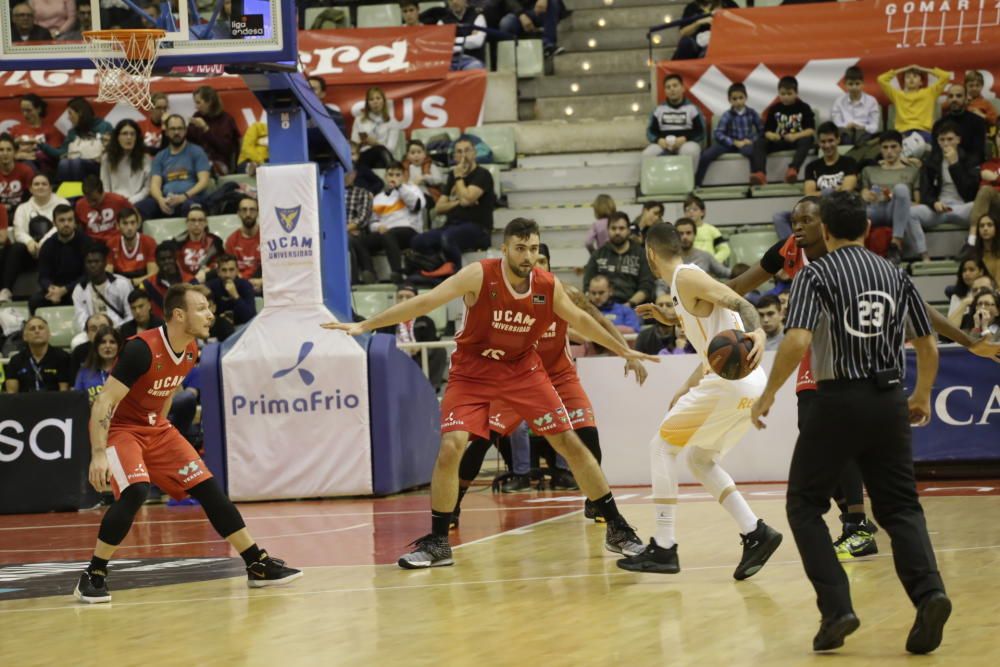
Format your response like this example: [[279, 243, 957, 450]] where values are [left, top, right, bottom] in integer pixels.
[[111, 327, 198, 429], [109, 232, 158, 277], [980, 158, 1000, 192], [76, 192, 132, 247], [9, 121, 62, 155], [0, 162, 34, 212], [177, 233, 224, 281], [224, 228, 261, 279], [0, 204, 9, 246], [138, 118, 163, 152]]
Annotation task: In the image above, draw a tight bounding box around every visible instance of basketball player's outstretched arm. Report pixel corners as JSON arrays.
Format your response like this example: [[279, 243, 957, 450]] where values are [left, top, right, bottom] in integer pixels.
[[751, 327, 812, 429], [321, 263, 484, 336], [676, 268, 767, 366], [565, 284, 648, 385], [87, 378, 131, 491]]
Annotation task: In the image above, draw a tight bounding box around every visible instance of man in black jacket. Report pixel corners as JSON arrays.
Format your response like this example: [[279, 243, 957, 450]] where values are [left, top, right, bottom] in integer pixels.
[[582, 213, 656, 306], [932, 84, 988, 165], [30, 204, 88, 313], [912, 122, 979, 231]]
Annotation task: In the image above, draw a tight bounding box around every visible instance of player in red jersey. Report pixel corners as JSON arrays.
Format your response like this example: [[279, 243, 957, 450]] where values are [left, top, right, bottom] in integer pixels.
[[107, 208, 157, 284], [76, 175, 131, 248], [74, 284, 301, 603], [324, 218, 658, 568]]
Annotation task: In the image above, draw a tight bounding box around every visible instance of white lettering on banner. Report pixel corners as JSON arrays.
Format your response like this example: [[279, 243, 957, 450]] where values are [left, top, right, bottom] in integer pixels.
[[241, 108, 267, 128], [349, 96, 449, 130], [230, 389, 361, 416], [303, 42, 411, 76], [0, 418, 73, 462], [885, 0, 998, 46], [933, 384, 1000, 425]]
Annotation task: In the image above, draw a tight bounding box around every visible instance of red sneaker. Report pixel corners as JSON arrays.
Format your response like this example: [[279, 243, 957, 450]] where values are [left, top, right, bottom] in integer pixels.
[[784, 167, 799, 184], [420, 261, 456, 278], [750, 171, 767, 186]]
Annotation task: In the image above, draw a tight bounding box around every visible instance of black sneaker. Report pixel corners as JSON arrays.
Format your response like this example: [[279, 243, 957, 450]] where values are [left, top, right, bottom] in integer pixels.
[[616, 538, 680, 574], [73, 570, 111, 604], [733, 519, 783, 580], [906, 591, 951, 654], [549, 469, 579, 491], [813, 612, 861, 651], [604, 516, 644, 557], [583, 499, 606, 523], [246, 553, 303, 588], [499, 473, 531, 493], [543, 45, 566, 57], [398, 533, 454, 569]]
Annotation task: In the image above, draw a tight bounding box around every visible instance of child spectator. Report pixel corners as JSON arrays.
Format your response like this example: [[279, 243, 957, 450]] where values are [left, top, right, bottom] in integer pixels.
[[585, 193, 617, 253], [832, 66, 881, 146], [683, 194, 730, 263], [368, 161, 425, 282], [944, 70, 997, 129], [402, 139, 445, 204], [644, 73, 705, 169], [878, 64, 952, 156], [751, 75, 816, 185], [351, 86, 400, 170], [401, 0, 422, 26], [695, 82, 761, 186]]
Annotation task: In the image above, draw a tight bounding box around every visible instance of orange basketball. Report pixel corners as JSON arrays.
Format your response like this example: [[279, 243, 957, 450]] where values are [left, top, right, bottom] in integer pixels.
[[707, 329, 755, 380]]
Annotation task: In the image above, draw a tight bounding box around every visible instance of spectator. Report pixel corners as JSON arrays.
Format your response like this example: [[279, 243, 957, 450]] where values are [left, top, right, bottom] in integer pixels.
[[205, 254, 256, 325], [107, 208, 157, 286], [186, 85, 241, 175], [756, 294, 784, 350], [3, 316, 71, 393], [401, 0, 422, 26], [751, 75, 816, 185], [28, 0, 75, 36], [583, 212, 656, 306], [957, 70, 998, 128], [40, 97, 112, 182], [878, 64, 952, 157], [684, 194, 730, 263], [933, 83, 988, 165], [10, 3, 52, 41], [971, 133, 1000, 231], [176, 205, 224, 282], [141, 240, 186, 320], [832, 66, 881, 146], [368, 161, 424, 283], [973, 213, 1000, 281], [350, 87, 400, 170], [139, 92, 168, 153], [673, 0, 737, 60], [643, 73, 705, 169], [118, 289, 163, 338], [344, 153, 376, 284], [415, 138, 494, 274], [224, 197, 262, 292], [499, 0, 565, 58], [0, 205, 8, 303], [68, 312, 111, 381], [911, 122, 979, 232], [635, 289, 681, 355], [585, 193, 616, 253], [101, 119, 152, 212], [31, 203, 86, 313], [57, 1, 91, 41], [306, 76, 348, 139], [73, 325, 121, 403], [0, 133, 34, 217], [630, 201, 664, 243], [205, 289, 236, 343], [675, 216, 730, 279], [145, 114, 212, 218], [10, 94, 59, 171], [237, 122, 268, 176], [695, 82, 762, 186], [947, 256, 992, 324], [587, 273, 641, 333], [402, 139, 445, 205], [967, 288, 999, 339], [75, 174, 131, 248], [861, 130, 925, 264], [72, 242, 132, 332], [375, 282, 447, 388], [438, 0, 487, 70], [2, 174, 69, 299]]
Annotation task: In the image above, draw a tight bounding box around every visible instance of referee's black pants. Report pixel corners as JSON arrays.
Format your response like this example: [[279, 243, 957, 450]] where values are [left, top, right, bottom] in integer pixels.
[[787, 380, 945, 619]]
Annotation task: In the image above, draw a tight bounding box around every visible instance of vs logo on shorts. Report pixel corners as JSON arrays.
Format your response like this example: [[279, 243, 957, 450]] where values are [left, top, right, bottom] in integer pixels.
[[276, 205, 302, 233]]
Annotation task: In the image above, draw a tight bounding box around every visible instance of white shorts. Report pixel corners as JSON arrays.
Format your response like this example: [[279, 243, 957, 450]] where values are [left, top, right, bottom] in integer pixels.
[[658, 366, 767, 455]]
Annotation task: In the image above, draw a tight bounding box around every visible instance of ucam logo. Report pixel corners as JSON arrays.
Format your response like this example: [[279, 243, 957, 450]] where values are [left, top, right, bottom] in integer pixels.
[[230, 341, 361, 416], [934, 384, 1000, 425], [266, 204, 313, 262]]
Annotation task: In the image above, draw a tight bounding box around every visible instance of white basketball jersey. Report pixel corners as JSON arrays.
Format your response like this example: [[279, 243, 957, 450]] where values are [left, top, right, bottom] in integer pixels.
[[670, 263, 745, 365]]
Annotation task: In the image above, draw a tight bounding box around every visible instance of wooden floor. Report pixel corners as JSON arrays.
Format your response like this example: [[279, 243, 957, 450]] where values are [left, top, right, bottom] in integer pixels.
[[1, 483, 999, 667]]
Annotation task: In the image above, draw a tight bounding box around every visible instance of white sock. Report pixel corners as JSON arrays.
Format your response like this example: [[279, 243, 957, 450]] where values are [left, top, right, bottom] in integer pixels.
[[650, 434, 681, 548], [722, 492, 760, 536], [685, 446, 759, 535], [655, 503, 676, 548]]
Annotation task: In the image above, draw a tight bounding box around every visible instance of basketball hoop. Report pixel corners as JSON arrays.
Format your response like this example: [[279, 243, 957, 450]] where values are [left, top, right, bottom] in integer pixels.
[[83, 29, 166, 110]]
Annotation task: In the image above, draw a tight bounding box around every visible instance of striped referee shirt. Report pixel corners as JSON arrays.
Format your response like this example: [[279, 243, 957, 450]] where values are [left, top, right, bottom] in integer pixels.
[[784, 245, 933, 381]]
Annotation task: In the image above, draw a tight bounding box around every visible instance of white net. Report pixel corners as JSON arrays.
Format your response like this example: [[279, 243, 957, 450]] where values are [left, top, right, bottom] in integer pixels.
[[83, 31, 164, 110]]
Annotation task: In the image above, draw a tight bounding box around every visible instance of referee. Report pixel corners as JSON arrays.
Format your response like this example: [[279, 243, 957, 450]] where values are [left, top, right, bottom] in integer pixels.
[[750, 192, 950, 655]]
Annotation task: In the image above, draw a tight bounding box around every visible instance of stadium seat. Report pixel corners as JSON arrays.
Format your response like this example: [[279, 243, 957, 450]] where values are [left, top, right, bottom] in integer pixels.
[[419, 1, 445, 10], [496, 39, 544, 78], [638, 156, 694, 201], [352, 289, 395, 320], [464, 125, 516, 166], [480, 163, 503, 200], [255, 296, 264, 313], [728, 229, 779, 266], [209, 214, 241, 241], [145, 217, 187, 244], [357, 4, 402, 28], [693, 185, 749, 200], [410, 127, 461, 145], [35, 306, 76, 349], [2, 300, 30, 328], [750, 183, 804, 198]]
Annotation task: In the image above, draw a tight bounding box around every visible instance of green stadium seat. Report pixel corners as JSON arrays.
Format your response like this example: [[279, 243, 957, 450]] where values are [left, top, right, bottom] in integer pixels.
[[464, 125, 516, 166], [410, 127, 461, 145], [910, 260, 959, 276], [144, 217, 186, 244], [693, 186, 749, 200], [357, 4, 402, 28], [750, 183, 804, 198], [496, 39, 544, 78], [255, 296, 264, 313], [728, 229, 779, 266], [639, 156, 695, 201], [35, 306, 76, 349], [209, 214, 241, 242], [352, 289, 396, 320]]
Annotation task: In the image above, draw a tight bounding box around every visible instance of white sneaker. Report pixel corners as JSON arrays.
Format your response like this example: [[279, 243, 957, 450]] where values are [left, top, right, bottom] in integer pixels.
[[0, 288, 12, 303]]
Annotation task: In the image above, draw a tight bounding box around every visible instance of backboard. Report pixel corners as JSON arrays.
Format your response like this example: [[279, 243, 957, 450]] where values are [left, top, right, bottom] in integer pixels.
[[0, 0, 296, 72]]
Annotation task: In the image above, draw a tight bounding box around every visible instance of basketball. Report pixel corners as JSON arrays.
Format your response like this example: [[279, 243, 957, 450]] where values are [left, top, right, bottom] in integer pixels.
[[707, 329, 755, 380]]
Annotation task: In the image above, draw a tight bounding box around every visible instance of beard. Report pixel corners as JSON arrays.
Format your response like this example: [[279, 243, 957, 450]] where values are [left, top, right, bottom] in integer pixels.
[[509, 263, 533, 279], [168, 134, 186, 147], [609, 235, 628, 247]]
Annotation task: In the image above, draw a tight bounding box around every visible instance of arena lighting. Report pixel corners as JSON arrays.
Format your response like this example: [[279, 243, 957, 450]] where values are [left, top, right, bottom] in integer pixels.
[[581, 61, 591, 70], [588, 38, 597, 47], [597, 18, 606, 27], [636, 79, 645, 89], [570, 82, 580, 92], [564, 106, 574, 116], [652, 34, 662, 44], [603, 0, 614, 5], [664, 14, 671, 22], [631, 102, 640, 112]]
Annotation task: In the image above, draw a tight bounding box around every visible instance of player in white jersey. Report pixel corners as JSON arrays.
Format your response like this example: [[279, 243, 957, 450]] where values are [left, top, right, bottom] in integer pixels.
[[618, 222, 784, 578]]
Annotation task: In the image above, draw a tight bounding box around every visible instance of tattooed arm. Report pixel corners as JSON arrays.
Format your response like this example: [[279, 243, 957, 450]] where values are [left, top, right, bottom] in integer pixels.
[[565, 284, 648, 385], [87, 377, 131, 491]]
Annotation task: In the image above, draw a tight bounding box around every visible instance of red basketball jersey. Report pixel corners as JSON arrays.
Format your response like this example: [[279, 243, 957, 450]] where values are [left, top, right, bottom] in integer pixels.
[[536, 316, 574, 379], [76, 192, 131, 246], [454, 259, 556, 365], [109, 232, 157, 275], [112, 327, 198, 428]]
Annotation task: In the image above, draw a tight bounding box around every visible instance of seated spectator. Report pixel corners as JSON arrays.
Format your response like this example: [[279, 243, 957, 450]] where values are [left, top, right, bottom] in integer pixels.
[[971, 133, 1000, 233], [756, 294, 784, 350], [118, 289, 163, 339], [351, 87, 400, 170], [585, 193, 617, 253], [345, 159, 376, 285], [237, 122, 268, 176], [499, 0, 566, 58], [368, 161, 424, 283], [635, 289, 681, 355], [583, 213, 656, 306], [911, 122, 979, 232], [643, 73, 705, 169], [973, 213, 1000, 282], [933, 83, 988, 165], [375, 282, 446, 389], [73, 325, 122, 404], [966, 288, 999, 340], [72, 243, 132, 332], [186, 85, 241, 175], [68, 312, 111, 378], [306, 76, 348, 139], [402, 139, 445, 210], [139, 92, 168, 153], [438, 0, 487, 70], [0, 133, 35, 217], [10, 3, 52, 42], [832, 66, 881, 146], [30, 204, 86, 313], [415, 138, 495, 274], [205, 289, 236, 343], [878, 64, 952, 157], [0, 204, 8, 303], [224, 197, 262, 293], [673, 0, 736, 60], [141, 240, 187, 320], [861, 130, 925, 264], [144, 114, 212, 219], [401, 0, 422, 25], [40, 96, 111, 182], [206, 254, 256, 325], [751, 76, 816, 185], [29, 0, 75, 37], [630, 201, 664, 243], [684, 194, 730, 263], [10, 94, 59, 173], [956, 70, 999, 128], [947, 257, 993, 324], [175, 205, 224, 283], [695, 82, 761, 186], [2, 173, 68, 298], [107, 208, 157, 286], [3, 315, 71, 393], [101, 119, 152, 210], [675, 217, 730, 279], [587, 273, 641, 333], [75, 175, 130, 248]]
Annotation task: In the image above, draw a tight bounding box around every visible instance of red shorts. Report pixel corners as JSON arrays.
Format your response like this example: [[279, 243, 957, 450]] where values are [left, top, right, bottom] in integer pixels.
[[489, 370, 595, 436], [442, 354, 572, 440], [106, 424, 213, 500]]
